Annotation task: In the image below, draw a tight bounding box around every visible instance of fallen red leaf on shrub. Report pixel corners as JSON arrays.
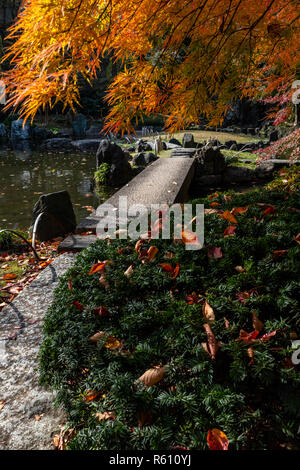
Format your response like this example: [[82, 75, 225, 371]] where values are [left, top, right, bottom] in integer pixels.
[[186, 292, 202, 304], [93, 306, 110, 317], [210, 202, 221, 207], [231, 206, 248, 215], [207, 247, 223, 259], [294, 233, 300, 244], [147, 246, 158, 261], [224, 225, 236, 236], [263, 205, 275, 215], [273, 250, 287, 259], [84, 391, 100, 402], [208, 193, 219, 199], [236, 328, 276, 344], [221, 210, 238, 224], [135, 239, 145, 254], [72, 300, 84, 311], [260, 330, 277, 342], [207, 429, 229, 450], [236, 330, 260, 344], [89, 262, 106, 275], [236, 289, 258, 303], [159, 262, 180, 279], [172, 264, 180, 279], [181, 230, 202, 248], [159, 263, 174, 272]]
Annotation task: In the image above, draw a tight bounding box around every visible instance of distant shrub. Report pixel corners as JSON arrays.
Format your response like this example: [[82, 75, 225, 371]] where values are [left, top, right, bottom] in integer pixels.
[[255, 129, 300, 161], [267, 165, 300, 193]]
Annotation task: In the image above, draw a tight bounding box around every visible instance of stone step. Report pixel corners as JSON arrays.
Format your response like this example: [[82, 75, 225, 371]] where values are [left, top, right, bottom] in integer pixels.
[[76, 214, 101, 234], [170, 148, 197, 158], [58, 234, 98, 252]]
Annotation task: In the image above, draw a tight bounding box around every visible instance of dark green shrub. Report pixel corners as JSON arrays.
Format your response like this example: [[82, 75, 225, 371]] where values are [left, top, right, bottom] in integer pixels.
[[0, 229, 28, 250], [94, 163, 111, 186], [40, 180, 300, 450]]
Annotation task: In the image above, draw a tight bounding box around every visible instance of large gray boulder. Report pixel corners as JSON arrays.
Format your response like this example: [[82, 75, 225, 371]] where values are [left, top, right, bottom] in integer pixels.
[[71, 139, 102, 152], [30, 126, 54, 142], [195, 146, 226, 175], [210, 139, 222, 147], [31, 190, 77, 242], [223, 166, 255, 184], [86, 122, 104, 139], [144, 152, 158, 165], [169, 138, 182, 147], [72, 113, 87, 139], [255, 161, 276, 179], [0, 123, 7, 141], [135, 139, 153, 153], [40, 138, 74, 152], [195, 175, 222, 187], [11, 119, 31, 142], [54, 128, 73, 138], [132, 152, 158, 166], [182, 133, 197, 148], [132, 152, 147, 166], [225, 140, 237, 149], [96, 139, 133, 186]]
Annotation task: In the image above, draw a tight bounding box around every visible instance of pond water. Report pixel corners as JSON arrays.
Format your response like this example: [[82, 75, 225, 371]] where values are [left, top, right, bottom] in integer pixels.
[[0, 147, 114, 230]]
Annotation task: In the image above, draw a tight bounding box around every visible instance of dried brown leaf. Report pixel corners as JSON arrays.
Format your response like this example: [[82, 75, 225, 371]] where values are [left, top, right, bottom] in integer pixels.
[[202, 300, 215, 322], [203, 323, 219, 359], [95, 411, 115, 422], [137, 365, 167, 387], [252, 312, 264, 333], [124, 265, 134, 278]]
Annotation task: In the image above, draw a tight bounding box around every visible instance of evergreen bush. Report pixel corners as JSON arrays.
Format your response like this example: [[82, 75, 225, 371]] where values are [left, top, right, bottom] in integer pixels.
[[40, 169, 300, 450], [94, 163, 111, 186]]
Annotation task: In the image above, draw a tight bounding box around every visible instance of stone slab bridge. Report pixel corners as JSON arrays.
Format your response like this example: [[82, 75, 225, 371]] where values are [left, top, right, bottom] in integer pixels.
[[59, 157, 196, 252]]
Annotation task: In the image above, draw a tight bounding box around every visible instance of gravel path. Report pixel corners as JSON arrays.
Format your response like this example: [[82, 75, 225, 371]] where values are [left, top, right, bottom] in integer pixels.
[[0, 253, 76, 450]]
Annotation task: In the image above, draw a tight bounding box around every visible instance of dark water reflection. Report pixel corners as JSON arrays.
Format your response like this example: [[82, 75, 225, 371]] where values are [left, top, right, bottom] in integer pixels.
[[0, 148, 114, 230]]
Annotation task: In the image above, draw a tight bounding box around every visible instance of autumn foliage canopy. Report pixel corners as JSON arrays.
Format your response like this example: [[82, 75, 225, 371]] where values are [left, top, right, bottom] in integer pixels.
[[2, 0, 300, 133]]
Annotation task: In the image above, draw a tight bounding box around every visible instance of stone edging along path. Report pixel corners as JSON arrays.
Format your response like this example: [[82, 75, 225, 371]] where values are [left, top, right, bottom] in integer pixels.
[[0, 253, 76, 450]]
